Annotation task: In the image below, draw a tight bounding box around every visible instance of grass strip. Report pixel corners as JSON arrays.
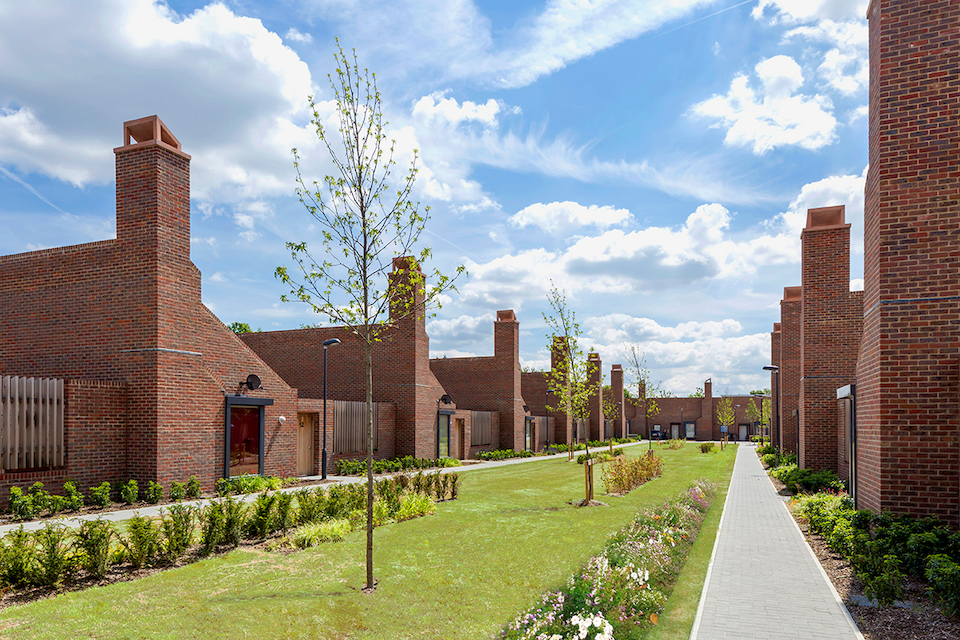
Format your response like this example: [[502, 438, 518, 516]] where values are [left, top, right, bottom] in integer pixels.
[[0, 444, 735, 639]]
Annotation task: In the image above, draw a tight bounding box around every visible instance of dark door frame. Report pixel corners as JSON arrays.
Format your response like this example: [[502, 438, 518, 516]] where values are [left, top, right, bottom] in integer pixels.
[[224, 395, 274, 478]]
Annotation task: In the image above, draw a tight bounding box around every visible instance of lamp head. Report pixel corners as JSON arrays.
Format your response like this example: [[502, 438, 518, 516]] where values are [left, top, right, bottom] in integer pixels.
[[323, 338, 342, 347]]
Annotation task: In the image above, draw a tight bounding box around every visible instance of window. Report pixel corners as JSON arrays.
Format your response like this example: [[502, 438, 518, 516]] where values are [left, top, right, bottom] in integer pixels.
[[224, 396, 274, 478], [438, 412, 453, 457]]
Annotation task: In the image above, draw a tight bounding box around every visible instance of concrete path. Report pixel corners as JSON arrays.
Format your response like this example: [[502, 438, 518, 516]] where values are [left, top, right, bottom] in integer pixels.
[[0, 440, 646, 535], [690, 444, 863, 640]]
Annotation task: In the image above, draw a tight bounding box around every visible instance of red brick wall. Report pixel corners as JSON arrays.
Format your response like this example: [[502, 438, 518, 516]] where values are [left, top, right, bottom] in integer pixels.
[[0, 122, 300, 493], [587, 353, 603, 441], [771, 324, 781, 449], [611, 365, 625, 438], [0, 379, 127, 504], [242, 263, 452, 461], [799, 208, 862, 472], [780, 291, 800, 455], [858, 0, 960, 522]]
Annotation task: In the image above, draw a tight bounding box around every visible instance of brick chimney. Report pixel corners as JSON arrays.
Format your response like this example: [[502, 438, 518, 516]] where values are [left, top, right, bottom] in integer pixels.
[[857, 0, 960, 521]]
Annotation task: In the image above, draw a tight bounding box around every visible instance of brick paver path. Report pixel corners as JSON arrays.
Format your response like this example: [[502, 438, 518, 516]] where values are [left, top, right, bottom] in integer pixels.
[[690, 444, 863, 640]]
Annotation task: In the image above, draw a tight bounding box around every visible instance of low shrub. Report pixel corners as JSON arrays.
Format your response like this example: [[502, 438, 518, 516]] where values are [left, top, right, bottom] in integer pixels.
[[199, 503, 225, 556], [601, 452, 663, 495], [664, 438, 685, 450], [274, 492, 295, 535], [700, 442, 717, 453], [246, 492, 277, 539], [926, 554, 960, 619], [449, 473, 461, 500], [396, 492, 436, 521], [222, 496, 247, 546], [335, 455, 463, 475], [120, 479, 139, 505], [9, 487, 35, 521], [122, 514, 159, 569], [89, 481, 112, 507], [186, 475, 202, 498], [294, 488, 324, 525], [34, 523, 74, 587], [76, 519, 114, 579], [761, 453, 776, 468], [772, 463, 845, 494], [1, 526, 36, 587], [756, 444, 776, 456], [576, 449, 624, 464], [169, 481, 186, 502], [159, 504, 195, 563], [28, 482, 53, 516], [145, 481, 164, 504], [64, 480, 85, 511], [292, 519, 351, 548], [476, 449, 536, 461], [216, 475, 290, 496]]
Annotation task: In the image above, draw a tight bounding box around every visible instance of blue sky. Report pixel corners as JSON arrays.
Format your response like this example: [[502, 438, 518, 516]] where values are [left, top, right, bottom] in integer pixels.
[[0, 0, 869, 395]]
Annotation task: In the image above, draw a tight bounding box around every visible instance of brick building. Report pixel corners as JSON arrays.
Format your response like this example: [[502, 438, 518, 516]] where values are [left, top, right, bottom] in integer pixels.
[[0, 116, 300, 496], [769, 1, 960, 524], [0, 116, 571, 488]]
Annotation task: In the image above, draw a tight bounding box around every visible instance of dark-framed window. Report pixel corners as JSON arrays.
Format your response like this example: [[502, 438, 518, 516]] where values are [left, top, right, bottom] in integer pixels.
[[437, 409, 455, 458], [224, 396, 274, 478]]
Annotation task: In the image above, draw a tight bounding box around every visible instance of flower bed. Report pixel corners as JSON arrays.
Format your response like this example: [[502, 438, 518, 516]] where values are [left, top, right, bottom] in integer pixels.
[[499, 480, 716, 640]]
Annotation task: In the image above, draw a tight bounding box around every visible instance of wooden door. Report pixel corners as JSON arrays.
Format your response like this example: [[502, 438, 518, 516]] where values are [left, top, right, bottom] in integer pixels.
[[297, 413, 314, 476]]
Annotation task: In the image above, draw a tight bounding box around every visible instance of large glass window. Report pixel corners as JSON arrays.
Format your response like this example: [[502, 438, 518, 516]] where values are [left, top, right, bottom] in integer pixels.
[[438, 413, 450, 458], [230, 406, 261, 476]]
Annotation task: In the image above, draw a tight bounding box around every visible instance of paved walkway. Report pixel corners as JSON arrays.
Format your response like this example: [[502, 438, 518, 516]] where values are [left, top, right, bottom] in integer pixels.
[[690, 444, 863, 640], [0, 440, 645, 535]]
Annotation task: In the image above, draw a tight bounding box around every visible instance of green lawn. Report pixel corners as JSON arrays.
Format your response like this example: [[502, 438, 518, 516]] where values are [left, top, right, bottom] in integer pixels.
[[0, 444, 736, 640]]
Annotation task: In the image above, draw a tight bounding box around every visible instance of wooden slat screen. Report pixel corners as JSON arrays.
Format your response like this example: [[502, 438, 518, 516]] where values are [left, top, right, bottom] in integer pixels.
[[538, 416, 549, 444], [333, 400, 378, 454], [0, 376, 64, 472], [471, 411, 492, 446]]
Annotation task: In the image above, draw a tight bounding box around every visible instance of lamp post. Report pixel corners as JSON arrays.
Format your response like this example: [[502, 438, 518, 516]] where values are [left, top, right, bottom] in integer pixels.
[[680, 407, 684, 440], [763, 365, 780, 458], [545, 387, 551, 449], [322, 338, 341, 479]]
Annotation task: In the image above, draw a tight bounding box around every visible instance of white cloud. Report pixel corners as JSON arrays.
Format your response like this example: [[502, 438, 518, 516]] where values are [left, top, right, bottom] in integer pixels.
[[784, 20, 868, 96], [850, 278, 863, 291], [509, 201, 633, 234], [692, 55, 838, 154], [460, 169, 866, 310], [0, 0, 316, 201], [426, 313, 496, 342], [309, 0, 718, 89], [413, 92, 518, 128], [752, 0, 868, 24], [430, 349, 481, 359], [285, 28, 313, 43], [209, 272, 227, 283], [586, 314, 743, 343]]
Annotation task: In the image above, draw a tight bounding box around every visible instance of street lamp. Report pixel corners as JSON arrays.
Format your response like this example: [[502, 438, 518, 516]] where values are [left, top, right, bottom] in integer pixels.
[[322, 338, 341, 479], [763, 365, 780, 457], [680, 407, 684, 440], [544, 387, 551, 449]]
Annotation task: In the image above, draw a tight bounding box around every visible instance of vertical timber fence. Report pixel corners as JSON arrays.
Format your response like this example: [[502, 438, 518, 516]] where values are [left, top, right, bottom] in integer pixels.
[[0, 376, 65, 472]]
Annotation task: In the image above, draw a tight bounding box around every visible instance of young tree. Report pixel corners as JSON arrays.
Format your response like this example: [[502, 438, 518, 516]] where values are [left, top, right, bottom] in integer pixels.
[[745, 396, 771, 441], [691, 386, 705, 398], [276, 42, 462, 593], [716, 397, 735, 436], [542, 284, 598, 462], [622, 344, 666, 420]]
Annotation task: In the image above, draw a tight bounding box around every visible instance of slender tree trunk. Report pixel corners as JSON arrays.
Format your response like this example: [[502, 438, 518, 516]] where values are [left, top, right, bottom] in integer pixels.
[[365, 331, 374, 591], [566, 375, 573, 461]]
